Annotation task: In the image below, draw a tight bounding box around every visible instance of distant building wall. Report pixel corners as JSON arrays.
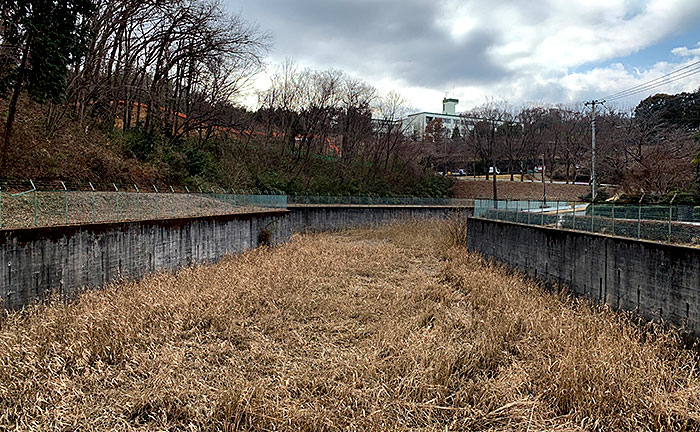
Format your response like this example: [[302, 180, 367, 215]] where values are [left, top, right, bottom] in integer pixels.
[[467, 217, 700, 334]]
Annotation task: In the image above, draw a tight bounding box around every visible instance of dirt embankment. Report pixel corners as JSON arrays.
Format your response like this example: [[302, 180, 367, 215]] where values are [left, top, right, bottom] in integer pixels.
[[452, 178, 592, 201]]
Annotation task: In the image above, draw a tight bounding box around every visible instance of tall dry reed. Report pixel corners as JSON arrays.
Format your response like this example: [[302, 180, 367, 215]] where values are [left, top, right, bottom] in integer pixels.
[[0, 220, 697, 430]]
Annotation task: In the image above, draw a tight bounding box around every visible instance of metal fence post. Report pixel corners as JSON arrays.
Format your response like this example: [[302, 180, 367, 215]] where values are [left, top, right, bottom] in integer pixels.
[[199, 187, 203, 215], [590, 202, 594, 232], [61, 181, 68, 224], [153, 185, 159, 218], [638, 193, 645, 239], [638, 203, 642, 239], [89, 182, 96, 222], [556, 200, 559, 226], [527, 200, 531, 224], [134, 184, 140, 220], [185, 186, 190, 216], [30, 179, 37, 227], [541, 200, 544, 225], [211, 187, 216, 214], [669, 193, 677, 242], [611, 202, 615, 235], [113, 183, 120, 221], [0, 186, 3, 228], [170, 185, 175, 217], [573, 201, 576, 229]]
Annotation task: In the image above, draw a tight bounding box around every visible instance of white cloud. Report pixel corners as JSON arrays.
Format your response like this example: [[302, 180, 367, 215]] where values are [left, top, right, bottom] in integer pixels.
[[672, 43, 700, 57], [229, 0, 700, 111]]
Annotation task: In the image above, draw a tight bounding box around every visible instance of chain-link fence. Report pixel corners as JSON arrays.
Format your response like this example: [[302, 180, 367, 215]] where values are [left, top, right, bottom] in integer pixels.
[[475, 199, 700, 246], [289, 195, 474, 207], [0, 180, 287, 230]]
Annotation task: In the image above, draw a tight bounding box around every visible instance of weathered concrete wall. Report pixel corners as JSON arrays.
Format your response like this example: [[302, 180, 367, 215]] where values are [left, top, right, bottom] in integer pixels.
[[467, 217, 700, 333], [0, 211, 290, 309], [289, 205, 471, 233], [0, 205, 472, 309]]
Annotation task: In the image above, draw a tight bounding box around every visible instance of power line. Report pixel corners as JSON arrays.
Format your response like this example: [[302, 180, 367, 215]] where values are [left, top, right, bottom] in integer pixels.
[[607, 67, 700, 102], [602, 60, 700, 100], [602, 61, 700, 102], [604, 86, 700, 117]]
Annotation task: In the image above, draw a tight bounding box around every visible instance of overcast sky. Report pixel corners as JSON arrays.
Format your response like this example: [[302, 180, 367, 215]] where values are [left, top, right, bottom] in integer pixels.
[[227, 0, 700, 113]]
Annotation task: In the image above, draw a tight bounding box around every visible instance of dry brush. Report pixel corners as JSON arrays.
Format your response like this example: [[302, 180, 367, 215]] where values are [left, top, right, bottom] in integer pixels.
[[0, 220, 698, 430]]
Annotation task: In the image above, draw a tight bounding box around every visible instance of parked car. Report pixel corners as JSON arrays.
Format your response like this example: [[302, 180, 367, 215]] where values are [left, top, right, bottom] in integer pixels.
[[534, 165, 545, 173], [488, 167, 500, 174]]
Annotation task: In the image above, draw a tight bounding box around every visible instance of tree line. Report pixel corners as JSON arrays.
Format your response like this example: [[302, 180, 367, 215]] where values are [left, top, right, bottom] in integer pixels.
[[1, 0, 268, 154], [0, 0, 451, 196], [0, 0, 698, 198], [422, 92, 700, 198]]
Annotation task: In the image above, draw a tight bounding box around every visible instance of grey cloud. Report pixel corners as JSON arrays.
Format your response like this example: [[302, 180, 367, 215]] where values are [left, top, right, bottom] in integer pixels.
[[229, 0, 511, 88]]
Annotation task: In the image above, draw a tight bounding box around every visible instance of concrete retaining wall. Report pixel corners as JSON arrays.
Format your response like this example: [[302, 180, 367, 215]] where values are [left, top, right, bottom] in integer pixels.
[[467, 217, 700, 334], [0, 205, 471, 309], [289, 205, 470, 232], [0, 211, 291, 309]]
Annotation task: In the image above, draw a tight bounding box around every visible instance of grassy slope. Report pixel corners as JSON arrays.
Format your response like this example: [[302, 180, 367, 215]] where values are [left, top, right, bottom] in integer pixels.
[[451, 178, 592, 201], [0, 220, 698, 430], [0, 191, 277, 229], [0, 98, 452, 196]]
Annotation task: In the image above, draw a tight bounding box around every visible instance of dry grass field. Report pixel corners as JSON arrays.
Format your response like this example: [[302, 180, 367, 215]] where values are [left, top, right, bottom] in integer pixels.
[[1, 219, 699, 430], [0, 191, 279, 229], [452, 179, 592, 201]]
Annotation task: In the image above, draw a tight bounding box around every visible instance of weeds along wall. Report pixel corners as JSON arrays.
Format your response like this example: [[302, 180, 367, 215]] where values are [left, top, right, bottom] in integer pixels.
[[467, 217, 700, 334], [0, 206, 471, 309]]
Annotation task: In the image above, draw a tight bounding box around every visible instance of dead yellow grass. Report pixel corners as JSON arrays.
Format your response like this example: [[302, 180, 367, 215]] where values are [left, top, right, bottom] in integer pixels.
[[0, 220, 699, 430], [452, 179, 592, 201]]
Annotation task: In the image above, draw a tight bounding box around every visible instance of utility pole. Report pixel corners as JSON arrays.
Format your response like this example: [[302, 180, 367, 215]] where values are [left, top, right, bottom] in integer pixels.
[[491, 119, 497, 206], [585, 99, 605, 201], [541, 154, 546, 205]]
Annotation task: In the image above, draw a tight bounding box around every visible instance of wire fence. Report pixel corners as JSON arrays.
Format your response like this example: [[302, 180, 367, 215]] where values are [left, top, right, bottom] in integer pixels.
[[0, 180, 475, 230], [475, 199, 700, 246], [288, 195, 474, 207], [0, 180, 287, 230]]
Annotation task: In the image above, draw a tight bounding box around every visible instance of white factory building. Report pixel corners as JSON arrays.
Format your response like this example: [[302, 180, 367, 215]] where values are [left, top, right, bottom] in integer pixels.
[[404, 98, 475, 140]]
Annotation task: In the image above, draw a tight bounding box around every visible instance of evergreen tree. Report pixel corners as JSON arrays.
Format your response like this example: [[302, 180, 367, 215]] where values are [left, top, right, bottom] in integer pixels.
[[0, 0, 94, 161]]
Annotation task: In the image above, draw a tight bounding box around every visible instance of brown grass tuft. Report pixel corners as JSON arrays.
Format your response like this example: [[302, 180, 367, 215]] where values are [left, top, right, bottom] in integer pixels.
[[439, 210, 468, 250], [0, 220, 698, 430]]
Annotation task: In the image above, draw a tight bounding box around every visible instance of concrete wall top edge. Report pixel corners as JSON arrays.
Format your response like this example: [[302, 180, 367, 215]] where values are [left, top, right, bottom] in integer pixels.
[[468, 216, 700, 254], [288, 204, 473, 209], [0, 209, 290, 246]]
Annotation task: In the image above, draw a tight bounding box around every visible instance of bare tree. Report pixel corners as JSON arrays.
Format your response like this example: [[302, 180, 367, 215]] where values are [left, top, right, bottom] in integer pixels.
[[466, 102, 508, 201]]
